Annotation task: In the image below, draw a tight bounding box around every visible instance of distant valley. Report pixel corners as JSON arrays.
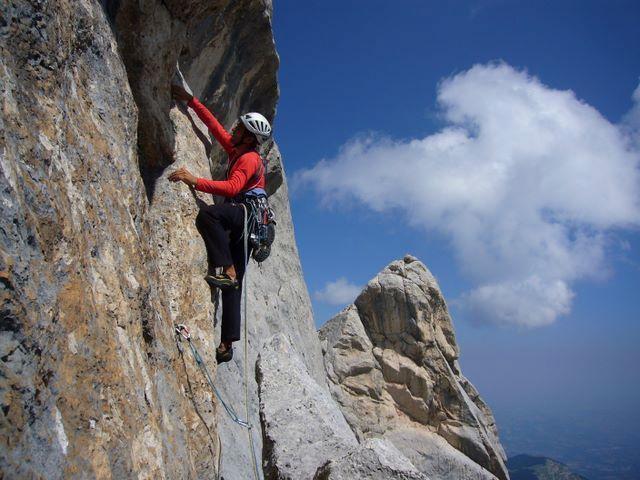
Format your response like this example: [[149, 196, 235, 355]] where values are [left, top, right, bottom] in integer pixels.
[[509, 454, 588, 480], [496, 406, 640, 480]]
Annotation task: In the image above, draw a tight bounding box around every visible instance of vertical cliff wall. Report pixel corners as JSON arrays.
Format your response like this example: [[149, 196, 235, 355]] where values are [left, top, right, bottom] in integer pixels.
[[0, 0, 323, 478], [253, 256, 510, 479], [103, 2, 326, 475], [1, 1, 218, 477], [1, 2, 508, 479]]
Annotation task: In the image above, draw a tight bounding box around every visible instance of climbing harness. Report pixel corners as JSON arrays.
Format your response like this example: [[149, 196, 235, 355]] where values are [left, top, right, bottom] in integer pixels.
[[232, 155, 275, 263], [242, 193, 276, 263], [229, 147, 276, 264]]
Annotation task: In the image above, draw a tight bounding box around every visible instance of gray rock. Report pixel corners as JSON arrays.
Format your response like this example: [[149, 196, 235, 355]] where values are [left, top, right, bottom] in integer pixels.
[[0, 0, 205, 477], [257, 334, 357, 480], [383, 427, 501, 480], [319, 256, 510, 480], [314, 438, 430, 480], [212, 165, 327, 480], [112, 2, 307, 479], [0, 0, 289, 478], [172, 62, 194, 96], [1, 1, 510, 479], [105, 0, 279, 194]]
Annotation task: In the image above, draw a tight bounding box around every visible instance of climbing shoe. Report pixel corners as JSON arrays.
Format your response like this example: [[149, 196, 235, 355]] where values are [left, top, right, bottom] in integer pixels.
[[205, 273, 239, 290], [216, 345, 234, 364]]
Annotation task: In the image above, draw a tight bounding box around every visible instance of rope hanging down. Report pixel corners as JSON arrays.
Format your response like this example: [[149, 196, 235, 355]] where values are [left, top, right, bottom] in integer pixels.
[[174, 324, 250, 429]]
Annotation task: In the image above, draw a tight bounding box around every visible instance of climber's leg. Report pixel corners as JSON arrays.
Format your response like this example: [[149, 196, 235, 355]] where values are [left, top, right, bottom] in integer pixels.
[[195, 204, 237, 271], [220, 211, 253, 344]]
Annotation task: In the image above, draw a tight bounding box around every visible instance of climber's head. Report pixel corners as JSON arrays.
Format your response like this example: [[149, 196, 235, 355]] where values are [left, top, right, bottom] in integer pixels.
[[239, 112, 271, 145], [231, 122, 256, 148]]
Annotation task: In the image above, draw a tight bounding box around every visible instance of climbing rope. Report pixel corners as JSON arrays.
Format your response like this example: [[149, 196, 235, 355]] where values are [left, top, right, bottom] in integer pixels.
[[175, 324, 250, 429]]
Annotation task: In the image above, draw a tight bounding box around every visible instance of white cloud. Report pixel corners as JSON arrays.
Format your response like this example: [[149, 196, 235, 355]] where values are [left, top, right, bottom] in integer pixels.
[[315, 277, 362, 306], [461, 277, 574, 327], [297, 63, 640, 327], [622, 81, 640, 149]]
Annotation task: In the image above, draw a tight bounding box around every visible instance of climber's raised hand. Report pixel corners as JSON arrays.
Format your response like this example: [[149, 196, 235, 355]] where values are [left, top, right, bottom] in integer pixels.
[[168, 167, 197, 186], [172, 84, 193, 102]]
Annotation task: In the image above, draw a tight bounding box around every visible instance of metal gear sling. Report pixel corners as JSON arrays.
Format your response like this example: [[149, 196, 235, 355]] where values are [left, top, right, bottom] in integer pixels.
[[232, 152, 276, 263]]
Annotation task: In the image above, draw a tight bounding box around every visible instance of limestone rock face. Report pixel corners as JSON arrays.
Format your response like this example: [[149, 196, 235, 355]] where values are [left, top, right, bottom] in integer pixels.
[[254, 257, 510, 480], [256, 334, 357, 480], [0, 2, 210, 478], [104, 0, 279, 197], [214, 167, 327, 480], [319, 255, 509, 480], [0, 0, 309, 478], [383, 427, 503, 480], [313, 438, 430, 480], [256, 334, 428, 480]]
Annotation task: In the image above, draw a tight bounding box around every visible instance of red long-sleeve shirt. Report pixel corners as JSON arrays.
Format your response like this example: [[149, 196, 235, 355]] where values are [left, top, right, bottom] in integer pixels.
[[188, 97, 265, 197]]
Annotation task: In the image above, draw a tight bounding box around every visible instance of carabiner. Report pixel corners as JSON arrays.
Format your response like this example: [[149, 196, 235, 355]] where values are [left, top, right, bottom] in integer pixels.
[[175, 323, 191, 340]]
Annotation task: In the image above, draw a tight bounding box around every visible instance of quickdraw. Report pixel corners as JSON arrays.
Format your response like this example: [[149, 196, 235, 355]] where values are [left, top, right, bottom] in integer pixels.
[[174, 324, 250, 429]]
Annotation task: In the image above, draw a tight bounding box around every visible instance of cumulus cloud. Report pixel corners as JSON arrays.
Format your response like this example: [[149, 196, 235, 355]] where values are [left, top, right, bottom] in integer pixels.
[[315, 277, 362, 306], [297, 63, 640, 327], [622, 82, 640, 149]]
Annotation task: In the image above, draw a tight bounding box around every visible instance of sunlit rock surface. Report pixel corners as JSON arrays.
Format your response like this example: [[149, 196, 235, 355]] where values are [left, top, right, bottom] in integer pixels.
[[0, 0, 298, 478], [319, 256, 509, 480], [257, 333, 356, 480], [313, 438, 430, 480], [1, 2, 508, 479], [1, 0, 220, 476]]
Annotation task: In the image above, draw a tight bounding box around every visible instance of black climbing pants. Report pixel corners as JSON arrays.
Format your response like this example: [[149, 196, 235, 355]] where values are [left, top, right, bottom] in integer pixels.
[[195, 202, 252, 343]]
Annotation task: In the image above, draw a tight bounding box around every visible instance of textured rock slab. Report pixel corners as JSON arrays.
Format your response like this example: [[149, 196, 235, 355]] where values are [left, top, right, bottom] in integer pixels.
[[105, 0, 279, 184], [319, 255, 509, 480], [0, 0, 230, 477], [384, 427, 500, 480], [257, 334, 357, 480], [314, 438, 430, 480]]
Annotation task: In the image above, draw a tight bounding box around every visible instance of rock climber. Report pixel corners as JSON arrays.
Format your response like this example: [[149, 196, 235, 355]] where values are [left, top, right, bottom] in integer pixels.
[[168, 84, 272, 364]]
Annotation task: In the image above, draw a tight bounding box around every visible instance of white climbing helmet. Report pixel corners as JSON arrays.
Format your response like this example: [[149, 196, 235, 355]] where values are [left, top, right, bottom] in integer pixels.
[[240, 112, 272, 144]]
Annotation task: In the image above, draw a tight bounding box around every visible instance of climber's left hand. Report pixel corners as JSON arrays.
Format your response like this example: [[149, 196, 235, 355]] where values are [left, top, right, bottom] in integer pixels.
[[172, 85, 193, 102], [168, 167, 197, 186]]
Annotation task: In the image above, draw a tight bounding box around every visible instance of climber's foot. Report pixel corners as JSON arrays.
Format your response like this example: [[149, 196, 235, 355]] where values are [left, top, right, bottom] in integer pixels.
[[216, 343, 234, 364], [205, 273, 239, 290]]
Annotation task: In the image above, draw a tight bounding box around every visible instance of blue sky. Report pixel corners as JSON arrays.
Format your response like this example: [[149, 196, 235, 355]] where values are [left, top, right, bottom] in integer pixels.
[[272, 0, 640, 462]]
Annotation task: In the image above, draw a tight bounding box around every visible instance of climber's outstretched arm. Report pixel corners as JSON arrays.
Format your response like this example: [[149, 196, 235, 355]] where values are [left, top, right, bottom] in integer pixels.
[[172, 85, 234, 154], [187, 97, 234, 154]]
